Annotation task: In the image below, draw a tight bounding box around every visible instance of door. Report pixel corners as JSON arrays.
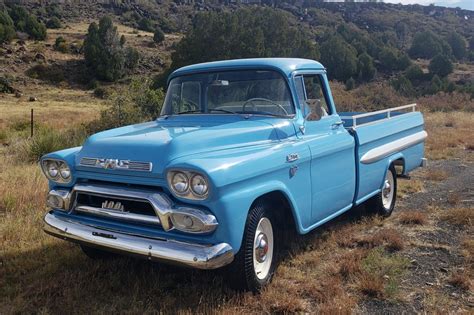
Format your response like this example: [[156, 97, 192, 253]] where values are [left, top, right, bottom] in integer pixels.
[[294, 73, 356, 224]]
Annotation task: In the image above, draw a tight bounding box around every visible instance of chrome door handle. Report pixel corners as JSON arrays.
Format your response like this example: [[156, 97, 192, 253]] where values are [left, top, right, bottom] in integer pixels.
[[331, 121, 344, 129]]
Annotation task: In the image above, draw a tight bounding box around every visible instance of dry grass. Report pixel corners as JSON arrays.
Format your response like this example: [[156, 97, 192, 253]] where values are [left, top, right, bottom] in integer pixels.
[[424, 111, 474, 160], [448, 271, 472, 291], [0, 87, 103, 131], [398, 211, 427, 225], [440, 208, 474, 228], [424, 169, 448, 181], [355, 228, 405, 252], [398, 179, 424, 198], [447, 192, 461, 206], [357, 273, 385, 298]]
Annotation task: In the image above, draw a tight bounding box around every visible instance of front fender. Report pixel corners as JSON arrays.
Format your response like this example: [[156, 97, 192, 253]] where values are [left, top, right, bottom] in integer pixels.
[[168, 140, 313, 252]]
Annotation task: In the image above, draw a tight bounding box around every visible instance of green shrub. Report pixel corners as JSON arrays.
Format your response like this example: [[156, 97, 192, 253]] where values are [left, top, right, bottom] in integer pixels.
[[155, 8, 319, 88], [320, 36, 357, 82], [16, 125, 88, 162], [0, 10, 15, 43], [345, 77, 356, 90], [93, 86, 109, 99], [379, 47, 399, 71], [138, 17, 154, 32], [26, 64, 65, 83], [357, 53, 376, 82], [426, 74, 442, 95], [446, 32, 466, 60], [404, 64, 424, 82], [0, 129, 8, 144], [87, 79, 164, 133], [46, 17, 62, 29], [0, 76, 15, 93], [153, 28, 165, 43], [54, 36, 68, 53], [84, 17, 139, 81], [409, 31, 451, 59], [429, 54, 453, 78], [390, 75, 415, 97]]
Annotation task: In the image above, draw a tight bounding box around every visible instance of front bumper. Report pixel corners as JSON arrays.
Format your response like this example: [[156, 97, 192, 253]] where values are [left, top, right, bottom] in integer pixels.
[[43, 212, 234, 269]]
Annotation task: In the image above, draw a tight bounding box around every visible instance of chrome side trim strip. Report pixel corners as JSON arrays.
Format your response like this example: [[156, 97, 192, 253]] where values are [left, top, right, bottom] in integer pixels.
[[43, 212, 234, 269], [75, 205, 161, 225], [360, 131, 428, 164]]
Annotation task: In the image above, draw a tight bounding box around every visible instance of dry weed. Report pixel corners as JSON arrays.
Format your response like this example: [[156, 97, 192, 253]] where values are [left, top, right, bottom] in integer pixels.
[[441, 208, 473, 228], [398, 211, 427, 225], [448, 271, 471, 291]]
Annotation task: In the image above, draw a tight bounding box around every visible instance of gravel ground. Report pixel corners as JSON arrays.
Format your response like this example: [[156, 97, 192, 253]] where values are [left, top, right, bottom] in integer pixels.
[[361, 157, 473, 314]]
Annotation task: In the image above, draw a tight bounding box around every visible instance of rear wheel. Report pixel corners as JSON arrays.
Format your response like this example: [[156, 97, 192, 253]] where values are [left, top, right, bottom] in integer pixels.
[[227, 202, 277, 292], [368, 165, 397, 217]]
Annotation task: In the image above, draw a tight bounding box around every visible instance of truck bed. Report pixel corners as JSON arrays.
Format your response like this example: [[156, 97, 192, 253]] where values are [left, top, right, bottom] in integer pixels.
[[340, 104, 427, 205]]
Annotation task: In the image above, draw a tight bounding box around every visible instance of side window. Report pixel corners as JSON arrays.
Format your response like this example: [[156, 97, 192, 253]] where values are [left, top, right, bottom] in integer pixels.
[[295, 74, 331, 121], [169, 81, 201, 113]]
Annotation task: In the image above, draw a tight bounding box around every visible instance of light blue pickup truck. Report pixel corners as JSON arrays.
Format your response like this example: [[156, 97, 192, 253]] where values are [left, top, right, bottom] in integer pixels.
[[41, 58, 427, 291]]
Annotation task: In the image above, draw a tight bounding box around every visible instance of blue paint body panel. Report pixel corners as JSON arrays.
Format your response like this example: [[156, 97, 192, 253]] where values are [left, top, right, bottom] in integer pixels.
[[41, 58, 426, 255]]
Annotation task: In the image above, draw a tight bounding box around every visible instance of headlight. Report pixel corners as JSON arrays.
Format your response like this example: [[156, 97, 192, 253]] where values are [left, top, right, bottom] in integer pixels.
[[59, 163, 71, 180], [167, 170, 209, 200], [171, 172, 189, 194], [41, 159, 72, 183], [191, 174, 208, 196]]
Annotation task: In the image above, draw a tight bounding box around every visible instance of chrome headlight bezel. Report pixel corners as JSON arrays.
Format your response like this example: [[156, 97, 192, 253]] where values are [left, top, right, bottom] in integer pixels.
[[41, 159, 72, 184], [166, 169, 210, 200]]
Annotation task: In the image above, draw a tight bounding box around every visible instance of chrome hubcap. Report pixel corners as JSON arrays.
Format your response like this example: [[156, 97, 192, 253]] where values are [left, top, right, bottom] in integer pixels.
[[382, 170, 394, 209], [253, 217, 274, 280], [255, 233, 269, 263]]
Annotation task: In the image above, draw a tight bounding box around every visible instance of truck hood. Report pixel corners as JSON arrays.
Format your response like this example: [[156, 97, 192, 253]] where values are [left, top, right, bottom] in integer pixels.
[[75, 116, 295, 177]]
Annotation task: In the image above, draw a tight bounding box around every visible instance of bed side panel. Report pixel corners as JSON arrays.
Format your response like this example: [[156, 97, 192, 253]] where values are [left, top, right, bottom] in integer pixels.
[[354, 112, 425, 204]]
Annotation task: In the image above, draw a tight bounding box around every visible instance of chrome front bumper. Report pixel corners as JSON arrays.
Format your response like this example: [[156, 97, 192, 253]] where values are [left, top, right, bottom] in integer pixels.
[[43, 212, 234, 269]]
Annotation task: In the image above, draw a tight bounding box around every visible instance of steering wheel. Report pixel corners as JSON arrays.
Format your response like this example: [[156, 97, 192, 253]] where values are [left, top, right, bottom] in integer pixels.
[[242, 98, 289, 116], [177, 98, 199, 112]]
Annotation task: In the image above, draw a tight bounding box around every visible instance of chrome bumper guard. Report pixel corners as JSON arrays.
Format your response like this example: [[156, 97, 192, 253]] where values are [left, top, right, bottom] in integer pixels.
[[43, 212, 234, 269]]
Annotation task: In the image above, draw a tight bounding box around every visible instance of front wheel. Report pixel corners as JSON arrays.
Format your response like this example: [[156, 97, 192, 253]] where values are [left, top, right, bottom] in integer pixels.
[[368, 164, 397, 217], [227, 202, 277, 292]]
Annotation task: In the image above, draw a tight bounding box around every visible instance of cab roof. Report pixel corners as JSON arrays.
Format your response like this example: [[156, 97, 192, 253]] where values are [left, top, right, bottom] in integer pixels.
[[169, 58, 325, 82]]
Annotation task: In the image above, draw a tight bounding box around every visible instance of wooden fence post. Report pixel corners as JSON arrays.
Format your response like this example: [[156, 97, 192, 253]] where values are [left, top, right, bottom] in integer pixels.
[[30, 108, 34, 138]]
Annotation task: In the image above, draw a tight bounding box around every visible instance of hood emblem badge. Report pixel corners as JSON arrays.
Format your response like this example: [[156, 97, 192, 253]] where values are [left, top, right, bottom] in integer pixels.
[[100, 159, 119, 169], [102, 200, 125, 212], [79, 157, 153, 172]]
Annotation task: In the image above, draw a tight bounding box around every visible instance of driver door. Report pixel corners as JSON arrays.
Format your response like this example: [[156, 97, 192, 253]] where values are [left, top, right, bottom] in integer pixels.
[[294, 73, 356, 224]]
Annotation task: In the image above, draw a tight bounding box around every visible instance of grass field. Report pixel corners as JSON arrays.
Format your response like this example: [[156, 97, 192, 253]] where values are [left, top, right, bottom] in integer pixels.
[[1, 94, 472, 312]]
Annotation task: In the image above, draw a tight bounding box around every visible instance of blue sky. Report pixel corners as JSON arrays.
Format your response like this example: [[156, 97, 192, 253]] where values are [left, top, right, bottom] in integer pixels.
[[383, 0, 473, 11]]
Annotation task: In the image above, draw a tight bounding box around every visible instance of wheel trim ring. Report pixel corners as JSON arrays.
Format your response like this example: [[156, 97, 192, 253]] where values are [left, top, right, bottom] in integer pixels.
[[382, 170, 395, 209], [253, 217, 274, 280]]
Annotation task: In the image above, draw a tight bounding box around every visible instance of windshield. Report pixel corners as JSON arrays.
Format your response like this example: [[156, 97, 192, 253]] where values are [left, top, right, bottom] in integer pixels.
[[160, 70, 295, 117]]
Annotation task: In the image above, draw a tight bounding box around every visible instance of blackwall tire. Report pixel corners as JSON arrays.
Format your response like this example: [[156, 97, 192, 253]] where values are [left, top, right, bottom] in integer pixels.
[[227, 201, 277, 292]]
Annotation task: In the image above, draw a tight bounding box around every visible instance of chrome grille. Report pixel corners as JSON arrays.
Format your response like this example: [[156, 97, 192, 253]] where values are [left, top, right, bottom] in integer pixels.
[[74, 192, 160, 225], [79, 157, 152, 172]]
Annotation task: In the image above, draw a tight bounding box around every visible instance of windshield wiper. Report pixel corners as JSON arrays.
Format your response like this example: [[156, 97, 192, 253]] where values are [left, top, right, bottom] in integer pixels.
[[176, 110, 202, 115], [209, 108, 239, 114], [239, 110, 290, 118]]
